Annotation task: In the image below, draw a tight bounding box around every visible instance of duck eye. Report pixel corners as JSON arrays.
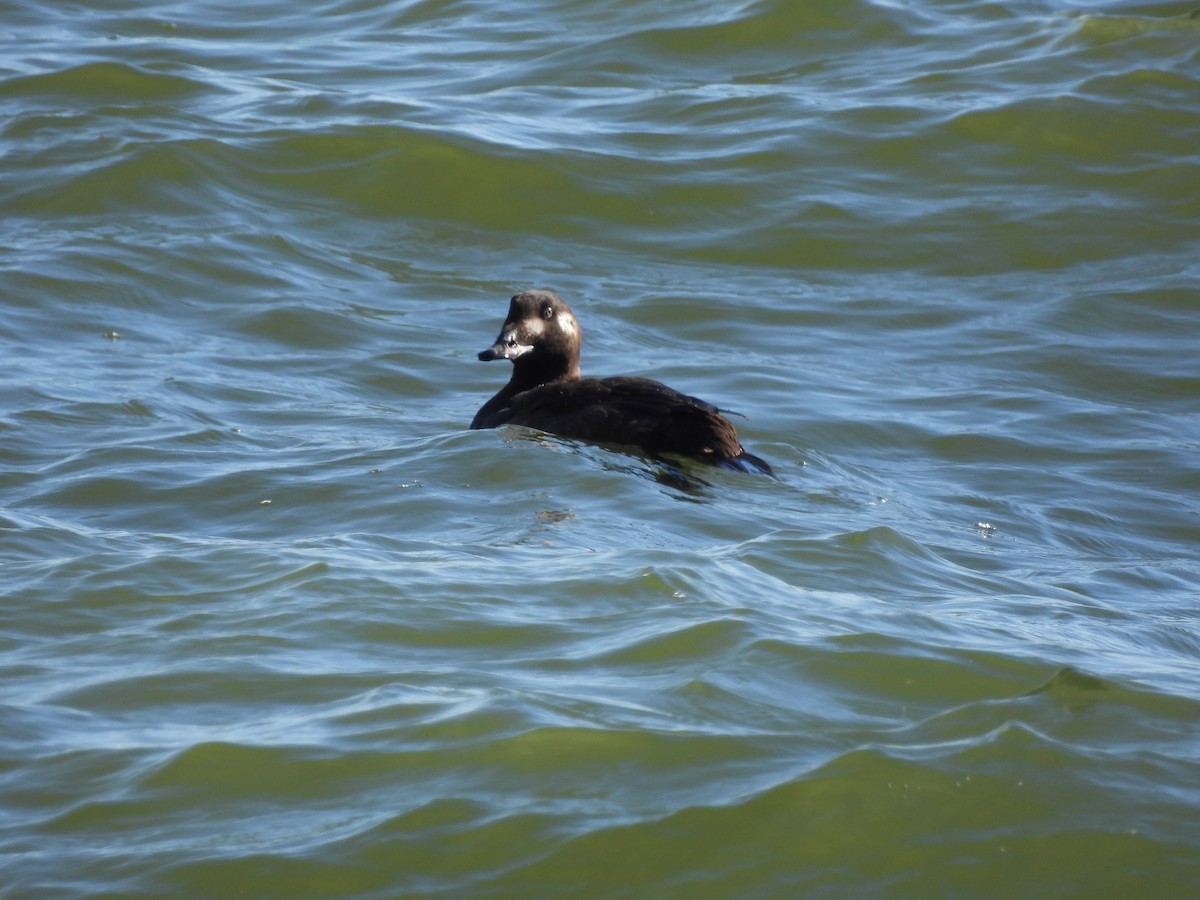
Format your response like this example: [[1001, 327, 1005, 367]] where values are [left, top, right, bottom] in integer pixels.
[[542, 306, 554, 320], [506, 337, 518, 348]]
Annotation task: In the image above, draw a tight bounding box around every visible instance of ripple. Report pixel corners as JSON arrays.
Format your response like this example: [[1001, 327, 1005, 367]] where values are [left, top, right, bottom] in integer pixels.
[[0, 62, 215, 102], [3, 0, 1200, 895]]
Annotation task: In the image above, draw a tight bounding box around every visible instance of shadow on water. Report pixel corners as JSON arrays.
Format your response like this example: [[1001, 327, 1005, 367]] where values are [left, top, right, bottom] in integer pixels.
[[508, 430, 778, 501]]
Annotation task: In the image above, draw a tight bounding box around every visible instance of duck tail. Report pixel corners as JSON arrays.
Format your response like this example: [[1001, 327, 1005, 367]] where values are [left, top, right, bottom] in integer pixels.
[[718, 451, 775, 477]]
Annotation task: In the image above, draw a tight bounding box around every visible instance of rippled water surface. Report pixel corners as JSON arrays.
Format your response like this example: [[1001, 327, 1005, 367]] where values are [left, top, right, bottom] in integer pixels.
[[3, 0, 1199, 896]]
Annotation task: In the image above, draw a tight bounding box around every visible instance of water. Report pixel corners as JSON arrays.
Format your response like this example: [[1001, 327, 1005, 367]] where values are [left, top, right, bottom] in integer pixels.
[[2, 0, 1199, 896]]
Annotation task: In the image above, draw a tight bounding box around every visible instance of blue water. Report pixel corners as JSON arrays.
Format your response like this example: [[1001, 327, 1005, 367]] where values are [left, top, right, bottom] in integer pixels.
[[2, 0, 1199, 896]]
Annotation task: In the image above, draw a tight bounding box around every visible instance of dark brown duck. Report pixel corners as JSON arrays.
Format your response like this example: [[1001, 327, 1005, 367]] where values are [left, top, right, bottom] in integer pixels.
[[471, 290, 773, 475]]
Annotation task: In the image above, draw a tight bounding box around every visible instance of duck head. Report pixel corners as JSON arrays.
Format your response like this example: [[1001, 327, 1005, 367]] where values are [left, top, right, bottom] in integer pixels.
[[478, 290, 582, 382]]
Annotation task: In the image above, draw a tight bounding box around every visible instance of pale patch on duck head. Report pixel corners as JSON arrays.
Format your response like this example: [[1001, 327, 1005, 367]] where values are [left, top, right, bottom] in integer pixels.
[[477, 290, 580, 367]]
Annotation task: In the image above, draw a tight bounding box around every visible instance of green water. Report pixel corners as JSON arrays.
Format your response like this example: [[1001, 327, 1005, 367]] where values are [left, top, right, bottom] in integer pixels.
[[2, 0, 1199, 896]]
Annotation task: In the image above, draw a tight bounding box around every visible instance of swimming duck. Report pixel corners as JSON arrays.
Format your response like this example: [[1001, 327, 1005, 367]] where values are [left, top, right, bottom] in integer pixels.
[[471, 290, 773, 475]]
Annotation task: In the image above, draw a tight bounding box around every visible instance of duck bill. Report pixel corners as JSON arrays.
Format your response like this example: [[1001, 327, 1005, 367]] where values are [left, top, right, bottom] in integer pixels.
[[478, 335, 532, 361], [478, 344, 507, 361]]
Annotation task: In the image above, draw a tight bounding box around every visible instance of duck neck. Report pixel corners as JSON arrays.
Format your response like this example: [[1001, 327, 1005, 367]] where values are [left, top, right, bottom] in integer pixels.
[[507, 355, 580, 394]]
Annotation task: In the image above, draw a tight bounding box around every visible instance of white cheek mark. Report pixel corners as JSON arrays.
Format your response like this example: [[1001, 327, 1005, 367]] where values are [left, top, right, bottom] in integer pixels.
[[501, 329, 534, 358]]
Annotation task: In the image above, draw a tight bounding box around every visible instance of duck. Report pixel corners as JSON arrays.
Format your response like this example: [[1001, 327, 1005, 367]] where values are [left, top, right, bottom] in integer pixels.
[[470, 290, 773, 475]]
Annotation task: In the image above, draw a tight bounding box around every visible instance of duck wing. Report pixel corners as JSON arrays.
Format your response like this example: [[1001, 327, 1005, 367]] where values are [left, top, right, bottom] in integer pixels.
[[492, 376, 747, 462]]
